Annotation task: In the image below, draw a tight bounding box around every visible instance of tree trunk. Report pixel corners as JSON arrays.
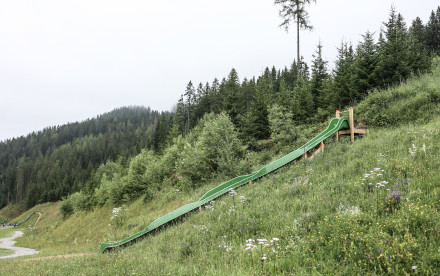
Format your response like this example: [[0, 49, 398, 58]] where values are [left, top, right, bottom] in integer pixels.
[[297, 17, 300, 75]]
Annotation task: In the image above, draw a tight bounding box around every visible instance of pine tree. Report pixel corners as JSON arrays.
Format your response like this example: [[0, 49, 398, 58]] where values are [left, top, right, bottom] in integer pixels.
[[175, 95, 186, 135], [309, 42, 329, 109], [291, 76, 313, 123], [184, 81, 196, 135], [274, 0, 317, 74], [246, 78, 271, 141], [209, 78, 221, 113], [276, 78, 294, 111], [241, 78, 256, 114], [223, 69, 241, 125], [375, 7, 411, 88], [409, 17, 425, 44], [353, 31, 378, 99], [284, 60, 299, 89], [425, 9, 440, 55]]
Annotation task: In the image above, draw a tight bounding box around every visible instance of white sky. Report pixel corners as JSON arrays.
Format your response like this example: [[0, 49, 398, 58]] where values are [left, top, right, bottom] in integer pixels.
[[0, 0, 438, 141]]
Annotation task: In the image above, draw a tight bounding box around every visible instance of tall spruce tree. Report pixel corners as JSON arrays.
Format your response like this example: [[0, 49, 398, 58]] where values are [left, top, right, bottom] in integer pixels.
[[425, 9, 440, 55], [223, 69, 241, 126], [274, 0, 317, 74], [247, 78, 271, 141], [309, 42, 329, 109], [209, 78, 221, 114], [332, 42, 356, 109], [353, 31, 378, 98], [375, 7, 411, 88], [410, 17, 425, 44], [176, 95, 186, 135], [291, 76, 313, 123], [184, 81, 195, 135]]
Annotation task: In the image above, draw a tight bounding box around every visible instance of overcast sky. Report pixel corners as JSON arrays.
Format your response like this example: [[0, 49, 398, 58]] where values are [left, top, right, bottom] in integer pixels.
[[0, 0, 438, 141]]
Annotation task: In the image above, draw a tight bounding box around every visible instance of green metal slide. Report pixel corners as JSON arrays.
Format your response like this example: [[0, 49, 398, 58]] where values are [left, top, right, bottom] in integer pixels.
[[100, 116, 350, 253], [17, 211, 37, 226]]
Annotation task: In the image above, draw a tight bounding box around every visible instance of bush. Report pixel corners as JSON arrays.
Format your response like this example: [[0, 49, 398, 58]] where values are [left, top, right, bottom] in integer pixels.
[[176, 142, 209, 186], [197, 112, 243, 176], [60, 199, 74, 219], [68, 191, 91, 211]]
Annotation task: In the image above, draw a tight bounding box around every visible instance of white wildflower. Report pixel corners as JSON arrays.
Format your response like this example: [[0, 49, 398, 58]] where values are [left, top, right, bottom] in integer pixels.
[[239, 195, 246, 203]]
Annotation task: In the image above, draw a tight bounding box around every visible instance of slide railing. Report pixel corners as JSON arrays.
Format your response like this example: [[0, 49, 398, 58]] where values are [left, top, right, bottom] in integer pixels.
[[100, 117, 350, 253]]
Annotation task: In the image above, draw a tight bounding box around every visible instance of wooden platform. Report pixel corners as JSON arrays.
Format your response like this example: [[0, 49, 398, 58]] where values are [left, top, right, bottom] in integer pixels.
[[336, 107, 369, 142]]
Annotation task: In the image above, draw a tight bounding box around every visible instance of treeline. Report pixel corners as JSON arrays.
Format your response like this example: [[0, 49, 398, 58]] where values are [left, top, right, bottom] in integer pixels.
[[0, 106, 163, 208], [152, 6, 440, 150]]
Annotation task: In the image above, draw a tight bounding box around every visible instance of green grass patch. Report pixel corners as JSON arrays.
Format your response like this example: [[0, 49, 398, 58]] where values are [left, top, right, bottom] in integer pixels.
[[0, 248, 15, 257]]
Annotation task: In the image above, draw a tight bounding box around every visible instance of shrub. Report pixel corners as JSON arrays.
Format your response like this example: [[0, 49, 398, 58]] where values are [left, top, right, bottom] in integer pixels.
[[176, 142, 209, 186], [68, 191, 90, 211], [60, 199, 74, 219], [197, 112, 243, 176]]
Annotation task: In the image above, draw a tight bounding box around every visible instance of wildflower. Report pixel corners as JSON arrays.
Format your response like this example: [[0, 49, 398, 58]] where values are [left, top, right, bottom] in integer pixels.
[[412, 265, 417, 270], [256, 238, 267, 244], [204, 201, 215, 211], [261, 254, 267, 261], [245, 243, 257, 251], [239, 195, 245, 204], [229, 189, 237, 196], [409, 143, 417, 157], [375, 181, 388, 188]]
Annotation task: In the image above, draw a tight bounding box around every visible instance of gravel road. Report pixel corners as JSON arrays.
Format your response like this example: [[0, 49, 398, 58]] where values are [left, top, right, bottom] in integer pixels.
[[0, 231, 38, 259]]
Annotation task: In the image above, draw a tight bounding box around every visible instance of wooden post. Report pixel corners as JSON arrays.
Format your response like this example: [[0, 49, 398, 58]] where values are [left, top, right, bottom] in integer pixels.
[[321, 141, 325, 152], [349, 106, 354, 142], [336, 110, 341, 142]]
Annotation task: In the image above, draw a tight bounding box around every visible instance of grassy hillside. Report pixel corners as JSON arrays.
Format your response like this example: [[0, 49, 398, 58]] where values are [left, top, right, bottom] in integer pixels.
[[1, 63, 440, 274]]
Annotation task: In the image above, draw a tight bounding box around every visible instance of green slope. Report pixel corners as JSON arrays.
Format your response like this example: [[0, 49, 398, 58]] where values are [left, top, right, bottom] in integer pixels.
[[100, 116, 350, 253]]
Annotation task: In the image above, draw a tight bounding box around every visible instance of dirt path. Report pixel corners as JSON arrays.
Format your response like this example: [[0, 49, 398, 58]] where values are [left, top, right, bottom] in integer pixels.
[[0, 231, 38, 259], [34, 212, 42, 226], [25, 252, 97, 262]]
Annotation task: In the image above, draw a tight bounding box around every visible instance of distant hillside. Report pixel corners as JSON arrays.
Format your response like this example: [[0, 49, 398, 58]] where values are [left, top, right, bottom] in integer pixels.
[[0, 106, 164, 209]]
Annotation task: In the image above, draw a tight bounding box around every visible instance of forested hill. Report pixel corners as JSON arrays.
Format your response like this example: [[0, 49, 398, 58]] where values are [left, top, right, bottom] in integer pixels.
[[0, 106, 165, 209]]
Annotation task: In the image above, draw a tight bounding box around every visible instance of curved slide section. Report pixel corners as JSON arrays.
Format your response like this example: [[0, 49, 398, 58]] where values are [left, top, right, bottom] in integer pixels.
[[100, 117, 350, 253]]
